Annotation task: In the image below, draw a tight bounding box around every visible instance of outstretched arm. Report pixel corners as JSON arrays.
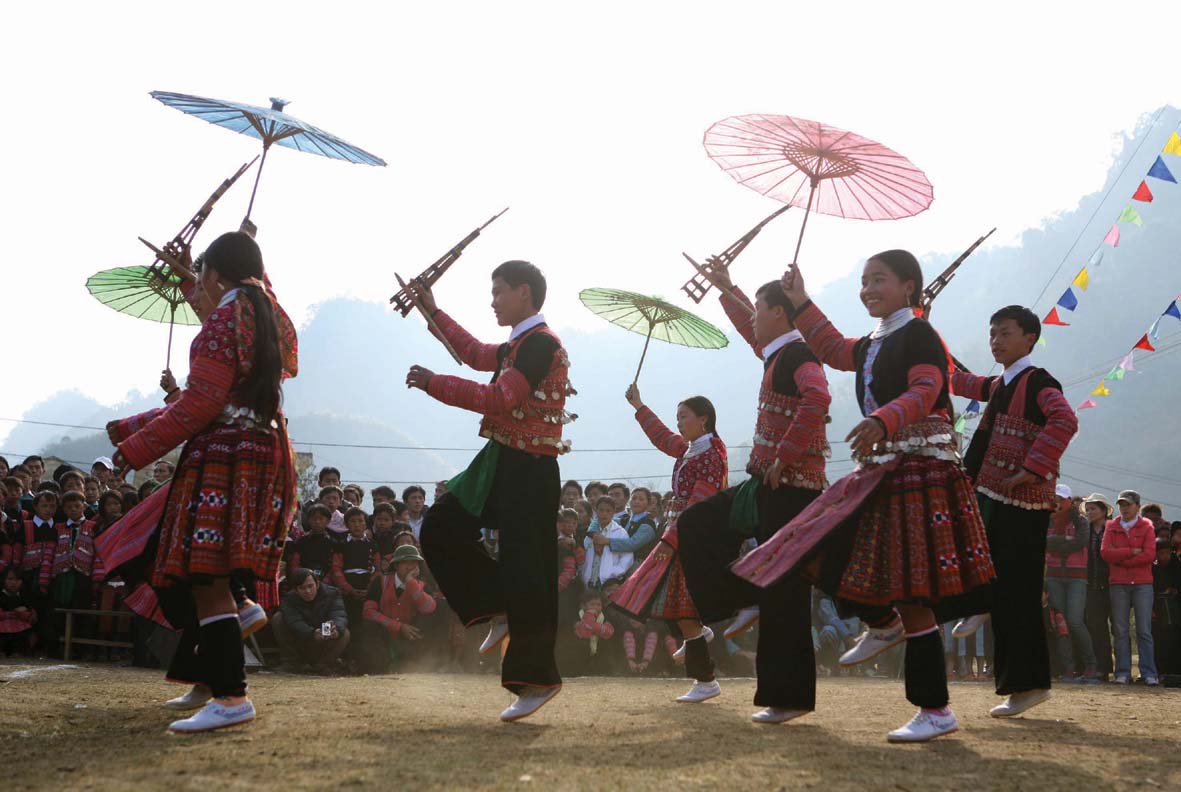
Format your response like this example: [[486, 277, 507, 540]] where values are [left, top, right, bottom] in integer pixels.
[[719, 287, 762, 358], [431, 310, 502, 372], [950, 369, 996, 401]]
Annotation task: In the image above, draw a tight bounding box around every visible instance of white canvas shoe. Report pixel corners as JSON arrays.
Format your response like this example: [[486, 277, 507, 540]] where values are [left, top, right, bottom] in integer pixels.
[[675, 680, 721, 703], [237, 603, 268, 639], [990, 689, 1050, 718], [750, 707, 809, 724], [951, 614, 989, 639], [839, 623, 904, 667], [499, 686, 561, 722], [165, 685, 212, 711], [168, 700, 256, 733], [886, 709, 959, 743], [672, 626, 714, 660], [479, 619, 509, 656], [724, 607, 760, 640]]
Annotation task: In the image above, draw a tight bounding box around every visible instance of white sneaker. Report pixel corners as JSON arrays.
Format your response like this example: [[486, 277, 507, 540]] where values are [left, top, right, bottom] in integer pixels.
[[672, 626, 714, 660], [238, 603, 268, 639], [751, 707, 809, 724], [499, 686, 561, 722], [887, 709, 959, 743], [676, 679, 722, 703], [839, 622, 904, 667], [168, 700, 256, 733], [479, 619, 509, 656], [724, 607, 760, 640], [165, 685, 212, 711], [990, 689, 1050, 718], [951, 614, 989, 639]]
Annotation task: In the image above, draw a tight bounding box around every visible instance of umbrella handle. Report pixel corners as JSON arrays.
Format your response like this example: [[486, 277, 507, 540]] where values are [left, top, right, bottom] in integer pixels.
[[245, 143, 270, 222], [632, 322, 656, 385], [166, 306, 176, 369], [791, 179, 819, 265]]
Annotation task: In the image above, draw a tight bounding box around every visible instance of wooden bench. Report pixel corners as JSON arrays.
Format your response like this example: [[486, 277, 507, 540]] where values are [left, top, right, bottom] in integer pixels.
[[57, 608, 134, 661]]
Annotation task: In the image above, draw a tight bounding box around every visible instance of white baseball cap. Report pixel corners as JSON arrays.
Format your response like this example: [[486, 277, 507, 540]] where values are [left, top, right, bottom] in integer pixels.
[[92, 456, 115, 471], [1055, 484, 1072, 500]]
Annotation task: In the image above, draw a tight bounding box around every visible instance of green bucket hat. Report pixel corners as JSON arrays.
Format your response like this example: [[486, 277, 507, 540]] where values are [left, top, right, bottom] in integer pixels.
[[390, 544, 425, 565]]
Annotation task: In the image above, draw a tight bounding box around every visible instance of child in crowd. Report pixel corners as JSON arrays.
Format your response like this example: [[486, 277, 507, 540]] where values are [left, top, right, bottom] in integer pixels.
[[288, 504, 337, 581], [371, 503, 404, 570], [318, 486, 348, 542], [343, 485, 365, 508], [371, 486, 396, 506], [574, 587, 617, 675], [331, 507, 378, 629], [361, 544, 438, 673], [561, 480, 583, 509], [622, 617, 665, 675], [4, 476, 27, 521], [82, 477, 102, 515], [50, 491, 101, 656], [582, 497, 633, 588], [573, 499, 593, 546], [1, 568, 37, 655], [585, 481, 608, 504]]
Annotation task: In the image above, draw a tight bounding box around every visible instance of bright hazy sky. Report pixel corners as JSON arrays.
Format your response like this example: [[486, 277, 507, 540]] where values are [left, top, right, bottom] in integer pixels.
[[2, 1, 1177, 446]]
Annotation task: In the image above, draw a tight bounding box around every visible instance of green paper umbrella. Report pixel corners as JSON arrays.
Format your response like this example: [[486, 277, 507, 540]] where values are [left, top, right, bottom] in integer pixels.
[[86, 266, 201, 366], [579, 287, 729, 383]]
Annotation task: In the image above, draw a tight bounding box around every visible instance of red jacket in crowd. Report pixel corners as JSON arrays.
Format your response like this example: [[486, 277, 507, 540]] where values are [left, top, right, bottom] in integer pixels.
[[362, 574, 437, 636], [1100, 516, 1156, 585]]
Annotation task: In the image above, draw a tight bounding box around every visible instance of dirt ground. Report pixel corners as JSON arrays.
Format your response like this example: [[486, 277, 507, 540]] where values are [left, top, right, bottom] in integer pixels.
[[1, 661, 1178, 791]]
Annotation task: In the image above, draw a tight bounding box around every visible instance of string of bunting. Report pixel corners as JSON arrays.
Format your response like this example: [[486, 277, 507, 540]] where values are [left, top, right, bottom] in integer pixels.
[[1024, 126, 1181, 412]]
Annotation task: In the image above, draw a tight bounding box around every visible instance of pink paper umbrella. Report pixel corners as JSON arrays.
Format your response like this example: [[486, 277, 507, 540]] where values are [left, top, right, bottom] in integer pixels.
[[704, 114, 934, 263]]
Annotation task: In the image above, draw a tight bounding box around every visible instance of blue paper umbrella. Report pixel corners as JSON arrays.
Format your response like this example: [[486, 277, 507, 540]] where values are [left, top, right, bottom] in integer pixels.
[[150, 91, 386, 221]]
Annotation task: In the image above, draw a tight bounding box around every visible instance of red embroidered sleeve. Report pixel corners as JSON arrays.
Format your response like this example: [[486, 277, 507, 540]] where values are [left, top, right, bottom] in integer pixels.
[[363, 594, 399, 633], [330, 553, 357, 597], [792, 302, 859, 372], [117, 307, 238, 470], [596, 620, 615, 640], [111, 408, 164, 444], [635, 406, 689, 459], [870, 364, 945, 437], [432, 310, 502, 372], [776, 361, 831, 464], [720, 287, 761, 358], [1023, 387, 1078, 479], [407, 578, 437, 615], [426, 368, 531, 416], [950, 370, 996, 401], [558, 554, 577, 591]]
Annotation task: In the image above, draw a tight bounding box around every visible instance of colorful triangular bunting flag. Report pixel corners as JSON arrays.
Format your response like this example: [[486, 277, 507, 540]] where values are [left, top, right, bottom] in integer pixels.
[[1056, 288, 1078, 311], [1134, 334, 1156, 352], [1166, 300, 1181, 320], [1108, 367, 1126, 381], [1091, 380, 1111, 396], [966, 400, 981, 414], [1165, 131, 1181, 156], [1119, 350, 1135, 372], [1089, 250, 1104, 267], [1037, 336, 1047, 347], [1077, 398, 1098, 411], [954, 414, 966, 434], [1118, 204, 1144, 226], [1132, 180, 1154, 202], [1103, 225, 1120, 247], [1043, 307, 1070, 326], [1148, 156, 1176, 183], [1072, 268, 1090, 292]]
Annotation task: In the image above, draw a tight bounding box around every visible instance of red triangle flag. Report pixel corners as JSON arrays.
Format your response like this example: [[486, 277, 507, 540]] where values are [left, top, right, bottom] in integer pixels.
[[1043, 307, 1070, 326], [1134, 334, 1156, 351], [1132, 181, 1154, 202]]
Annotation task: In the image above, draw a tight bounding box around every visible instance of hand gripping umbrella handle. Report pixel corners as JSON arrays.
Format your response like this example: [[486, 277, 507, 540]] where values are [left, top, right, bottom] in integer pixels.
[[396, 273, 463, 366], [682, 253, 752, 318]]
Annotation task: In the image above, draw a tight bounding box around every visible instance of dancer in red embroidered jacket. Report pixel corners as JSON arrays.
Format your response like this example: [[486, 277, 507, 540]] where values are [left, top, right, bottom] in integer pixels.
[[105, 232, 299, 734], [733, 252, 996, 743], [675, 267, 832, 720], [406, 260, 573, 723], [609, 387, 728, 702], [947, 305, 1078, 718]]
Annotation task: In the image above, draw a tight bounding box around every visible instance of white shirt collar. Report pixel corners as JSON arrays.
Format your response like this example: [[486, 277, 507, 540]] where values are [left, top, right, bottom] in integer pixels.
[[33, 516, 51, 528], [509, 313, 546, 342], [1002, 355, 1034, 386], [1119, 516, 1138, 530], [393, 574, 405, 589], [218, 288, 240, 308], [870, 307, 917, 340], [686, 432, 715, 459], [762, 330, 803, 362]]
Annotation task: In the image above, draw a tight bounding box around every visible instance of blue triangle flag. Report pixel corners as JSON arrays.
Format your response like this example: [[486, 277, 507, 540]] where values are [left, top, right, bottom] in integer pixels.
[[1056, 288, 1079, 311], [1148, 156, 1177, 183], [1166, 301, 1181, 320], [966, 400, 981, 414]]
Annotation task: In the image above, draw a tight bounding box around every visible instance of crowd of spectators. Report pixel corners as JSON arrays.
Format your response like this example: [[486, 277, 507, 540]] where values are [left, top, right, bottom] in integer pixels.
[[2, 454, 1178, 687]]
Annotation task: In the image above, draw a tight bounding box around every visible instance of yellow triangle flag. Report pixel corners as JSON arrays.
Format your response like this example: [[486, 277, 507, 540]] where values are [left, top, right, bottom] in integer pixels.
[[1091, 379, 1111, 396], [1072, 268, 1089, 292], [1165, 132, 1181, 156]]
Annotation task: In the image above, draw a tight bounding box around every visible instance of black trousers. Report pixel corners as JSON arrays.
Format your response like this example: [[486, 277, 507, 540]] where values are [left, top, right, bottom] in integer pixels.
[[1085, 587, 1114, 675], [678, 482, 818, 710], [981, 496, 1051, 695], [164, 594, 247, 699], [421, 447, 561, 694]]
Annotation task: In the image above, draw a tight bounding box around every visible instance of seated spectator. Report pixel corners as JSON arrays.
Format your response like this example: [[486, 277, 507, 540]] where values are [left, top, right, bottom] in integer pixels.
[[331, 507, 377, 628], [318, 486, 348, 542], [272, 568, 350, 673], [573, 587, 616, 675], [0, 568, 37, 656], [287, 504, 336, 581], [371, 486, 397, 506], [152, 460, 175, 484], [402, 486, 427, 541], [361, 544, 438, 673], [1102, 490, 1158, 685], [582, 497, 633, 588], [1153, 537, 1181, 676], [561, 480, 583, 509]]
